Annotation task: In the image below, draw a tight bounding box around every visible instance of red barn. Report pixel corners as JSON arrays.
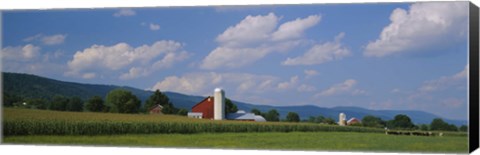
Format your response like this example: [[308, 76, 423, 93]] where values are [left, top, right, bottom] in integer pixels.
[[149, 104, 164, 114], [191, 96, 214, 119], [347, 117, 361, 125]]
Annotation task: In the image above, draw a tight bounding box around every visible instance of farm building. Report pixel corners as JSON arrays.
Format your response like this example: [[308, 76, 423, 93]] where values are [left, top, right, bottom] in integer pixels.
[[190, 96, 215, 119], [187, 88, 266, 122], [226, 110, 266, 122], [347, 117, 361, 125], [149, 104, 164, 114]]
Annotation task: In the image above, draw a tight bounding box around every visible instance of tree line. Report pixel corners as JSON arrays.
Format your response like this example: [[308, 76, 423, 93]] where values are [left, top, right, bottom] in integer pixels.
[[3, 89, 189, 115]]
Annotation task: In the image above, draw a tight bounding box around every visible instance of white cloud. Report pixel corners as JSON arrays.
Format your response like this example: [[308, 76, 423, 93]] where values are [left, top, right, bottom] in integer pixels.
[[282, 32, 350, 66], [304, 69, 319, 78], [151, 72, 317, 97], [317, 79, 366, 97], [66, 40, 190, 79], [149, 23, 160, 31], [272, 15, 321, 41], [200, 46, 271, 69], [1, 44, 40, 61], [216, 13, 279, 48], [119, 67, 148, 80], [1, 44, 66, 76], [277, 76, 299, 90], [23, 34, 67, 45], [113, 8, 136, 17], [441, 98, 464, 108], [150, 72, 280, 96], [200, 13, 321, 70], [42, 34, 67, 45], [298, 84, 316, 92], [82, 73, 96, 79], [418, 65, 467, 93], [364, 2, 468, 57], [391, 88, 401, 93]]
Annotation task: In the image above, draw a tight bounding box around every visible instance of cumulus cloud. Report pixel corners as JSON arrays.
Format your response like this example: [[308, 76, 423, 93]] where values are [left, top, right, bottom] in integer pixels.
[[66, 40, 190, 79], [1, 44, 40, 61], [277, 76, 299, 90], [150, 72, 280, 96], [364, 2, 468, 57], [216, 13, 279, 48], [282, 32, 350, 66], [298, 84, 316, 92], [200, 13, 321, 70], [272, 15, 321, 41], [200, 46, 271, 69], [1, 44, 66, 75], [304, 69, 319, 78], [149, 23, 160, 31], [316, 79, 366, 96], [113, 8, 136, 17], [418, 65, 467, 93], [23, 34, 67, 45], [151, 72, 316, 97]]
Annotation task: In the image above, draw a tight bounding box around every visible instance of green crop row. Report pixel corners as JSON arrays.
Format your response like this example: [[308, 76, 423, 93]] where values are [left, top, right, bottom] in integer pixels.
[[3, 119, 386, 136]]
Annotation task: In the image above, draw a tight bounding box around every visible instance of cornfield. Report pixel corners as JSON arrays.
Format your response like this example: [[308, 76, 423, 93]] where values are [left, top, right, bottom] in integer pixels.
[[1, 108, 397, 136]]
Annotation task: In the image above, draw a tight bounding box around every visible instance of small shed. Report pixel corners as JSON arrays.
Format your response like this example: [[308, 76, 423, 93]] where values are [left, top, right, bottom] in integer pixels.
[[188, 112, 203, 119], [149, 104, 164, 114]]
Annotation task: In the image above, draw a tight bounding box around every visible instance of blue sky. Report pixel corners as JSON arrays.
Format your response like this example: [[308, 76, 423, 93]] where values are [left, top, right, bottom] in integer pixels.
[[1, 2, 469, 120]]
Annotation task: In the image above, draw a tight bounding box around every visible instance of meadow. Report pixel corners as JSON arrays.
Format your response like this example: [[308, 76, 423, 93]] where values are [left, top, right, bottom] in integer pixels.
[[2, 108, 469, 153]]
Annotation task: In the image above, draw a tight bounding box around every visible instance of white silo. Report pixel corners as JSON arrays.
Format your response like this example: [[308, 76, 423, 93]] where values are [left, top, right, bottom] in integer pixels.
[[214, 88, 225, 120], [339, 113, 346, 126]]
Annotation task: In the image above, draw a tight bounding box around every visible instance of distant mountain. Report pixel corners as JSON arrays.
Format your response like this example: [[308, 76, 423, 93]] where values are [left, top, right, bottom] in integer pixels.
[[2, 72, 152, 102], [2, 72, 467, 126], [163, 92, 467, 126]]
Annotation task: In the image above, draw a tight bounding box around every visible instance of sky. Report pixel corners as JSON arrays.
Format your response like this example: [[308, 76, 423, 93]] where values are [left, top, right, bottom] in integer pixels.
[[1, 1, 470, 120]]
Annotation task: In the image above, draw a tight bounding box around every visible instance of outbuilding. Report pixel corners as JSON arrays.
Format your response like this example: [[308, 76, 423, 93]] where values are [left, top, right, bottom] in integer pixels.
[[149, 104, 164, 114]]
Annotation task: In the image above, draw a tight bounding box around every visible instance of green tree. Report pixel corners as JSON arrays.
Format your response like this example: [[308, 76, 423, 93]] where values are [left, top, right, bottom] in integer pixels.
[[251, 108, 262, 115], [387, 114, 415, 129], [66, 97, 83, 112], [265, 109, 280, 122], [106, 89, 141, 113], [123, 97, 141, 113], [144, 89, 177, 114], [225, 98, 238, 115], [459, 125, 468, 132], [25, 98, 47, 109], [85, 96, 104, 112], [48, 95, 69, 111], [315, 115, 325, 123], [307, 116, 316, 123], [323, 117, 337, 125], [177, 108, 188, 116], [362, 115, 385, 128], [430, 118, 458, 131], [419, 124, 429, 131], [3, 92, 23, 107], [286, 112, 300, 122]]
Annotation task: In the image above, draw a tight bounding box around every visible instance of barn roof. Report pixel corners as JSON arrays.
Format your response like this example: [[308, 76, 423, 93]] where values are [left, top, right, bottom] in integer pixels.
[[149, 104, 164, 111], [347, 117, 360, 123], [191, 96, 213, 109], [226, 112, 256, 120]]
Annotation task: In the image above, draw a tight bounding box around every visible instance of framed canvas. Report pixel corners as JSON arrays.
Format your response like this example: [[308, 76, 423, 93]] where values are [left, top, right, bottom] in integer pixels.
[[1, 0, 479, 155]]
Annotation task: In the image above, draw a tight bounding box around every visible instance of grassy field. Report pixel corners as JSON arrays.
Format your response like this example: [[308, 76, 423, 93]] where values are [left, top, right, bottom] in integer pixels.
[[2, 108, 469, 153], [3, 132, 468, 153]]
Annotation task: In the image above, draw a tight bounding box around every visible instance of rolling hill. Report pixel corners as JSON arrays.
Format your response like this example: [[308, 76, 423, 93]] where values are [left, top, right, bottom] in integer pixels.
[[2, 72, 467, 126]]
